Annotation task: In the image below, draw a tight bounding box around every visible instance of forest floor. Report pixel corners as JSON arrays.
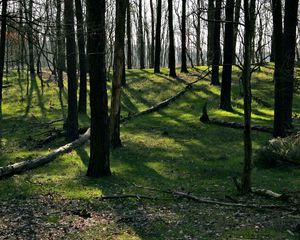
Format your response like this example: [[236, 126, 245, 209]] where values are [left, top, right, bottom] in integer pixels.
[[0, 65, 299, 239]]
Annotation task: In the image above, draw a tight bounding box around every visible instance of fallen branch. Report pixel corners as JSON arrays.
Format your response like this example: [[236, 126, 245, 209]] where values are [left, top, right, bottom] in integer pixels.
[[131, 184, 300, 211], [1, 71, 210, 179], [121, 69, 211, 123], [100, 194, 156, 200], [251, 188, 291, 201], [0, 129, 91, 179], [200, 103, 273, 133]]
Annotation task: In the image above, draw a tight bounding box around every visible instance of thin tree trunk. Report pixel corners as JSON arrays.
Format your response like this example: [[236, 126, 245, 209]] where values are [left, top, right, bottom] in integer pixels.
[[232, 0, 241, 64], [181, 0, 188, 73], [0, 0, 8, 116], [241, 0, 254, 194], [211, 0, 222, 85], [168, 0, 177, 78], [207, 0, 215, 65], [154, 0, 162, 73], [220, 0, 234, 111], [75, 0, 87, 114], [64, 0, 79, 141], [110, 0, 127, 149], [138, 0, 145, 69], [86, 0, 111, 177], [126, 0, 132, 70], [150, 0, 155, 68]]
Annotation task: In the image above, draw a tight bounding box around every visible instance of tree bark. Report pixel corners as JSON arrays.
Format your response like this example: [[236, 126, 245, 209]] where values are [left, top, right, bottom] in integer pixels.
[[0, 0, 8, 116], [241, 0, 255, 194], [211, 0, 222, 85], [207, 0, 215, 65], [181, 0, 188, 73], [86, 0, 111, 177], [272, 0, 285, 137], [168, 0, 177, 78], [150, 0, 155, 68], [220, 0, 234, 111], [64, 0, 79, 141], [75, 0, 88, 114], [282, 0, 299, 129], [110, 0, 127, 149], [232, 0, 241, 64], [138, 0, 145, 69], [126, 0, 132, 70], [154, 0, 162, 73]]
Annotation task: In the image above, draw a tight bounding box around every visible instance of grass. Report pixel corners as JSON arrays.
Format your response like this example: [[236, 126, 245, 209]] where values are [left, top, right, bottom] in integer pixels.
[[0, 65, 299, 239]]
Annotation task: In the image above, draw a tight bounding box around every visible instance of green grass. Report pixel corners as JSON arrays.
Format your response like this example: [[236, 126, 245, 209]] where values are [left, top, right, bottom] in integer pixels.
[[0, 65, 299, 239]]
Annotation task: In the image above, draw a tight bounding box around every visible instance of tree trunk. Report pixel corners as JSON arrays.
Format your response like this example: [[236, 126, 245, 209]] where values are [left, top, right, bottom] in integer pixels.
[[181, 0, 188, 73], [64, 0, 79, 141], [75, 0, 88, 114], [27, 0, 35, 81], [168, 0, 177, 78], [110, 0, 127, 149], [0, 0, 8, 116], [211, 0, 222, 85], [126, 0, 132, 70], [56, 0, 66, 121], [220, 0, 234, 111], [150, 0, 155, 68], [86, 0, 111, 177], [154, 0, 162, 73], [241, 0, 255, 194], [232, 0, 241, 64], [272, 0, 285, 137], [138, 0, 145, 69], [196, 0, 202, 66], [282, 0, 299, 129], [207, 0, 215, 65]]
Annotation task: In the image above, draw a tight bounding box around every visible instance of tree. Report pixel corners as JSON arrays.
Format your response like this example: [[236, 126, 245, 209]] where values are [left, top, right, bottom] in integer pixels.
[[138, 0, 145, 69], [64, 0, 79, 141], [86, 0, 111, 177], [282, 0, 299, 129], [0, 0, 8, 116], [241, 0, 255, 194], [232, 0, 241, 64], [211, 0, 222, 85], [150, 0, 155, 68], [168, 0, 177, 78], [154, 0, 162, 73], [126, 0, 132, 70], [220, 0, 235, 111], [181, 0, 188, 73], [207, 0, 215, 65], [110, 0, 127, 149], [272, 0, 285, 137], [75, 0, 87, 114]]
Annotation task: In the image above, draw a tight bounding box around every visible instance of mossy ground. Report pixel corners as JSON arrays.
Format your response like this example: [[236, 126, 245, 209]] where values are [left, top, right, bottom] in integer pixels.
[[0, 65, 299, 239]]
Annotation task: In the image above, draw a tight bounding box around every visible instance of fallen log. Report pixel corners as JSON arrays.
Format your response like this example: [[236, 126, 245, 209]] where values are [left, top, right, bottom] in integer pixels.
[[1, 71, 210, 179], [0, 129, 90, 179], [200, 103, 273, 134], [121, 69, 211, 123]]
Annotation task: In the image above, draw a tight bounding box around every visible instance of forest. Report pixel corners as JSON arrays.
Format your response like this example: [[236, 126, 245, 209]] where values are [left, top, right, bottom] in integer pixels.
[[0, 0, 299, 239]]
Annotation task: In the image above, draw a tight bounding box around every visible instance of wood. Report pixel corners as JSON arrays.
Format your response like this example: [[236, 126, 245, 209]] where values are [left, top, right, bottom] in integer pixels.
[[0, 69, 210, 179], [133, 185, 299, 211], [0, 129, 91, 179], [100, 194, 156, 200], [122, 69, 211, 123]]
